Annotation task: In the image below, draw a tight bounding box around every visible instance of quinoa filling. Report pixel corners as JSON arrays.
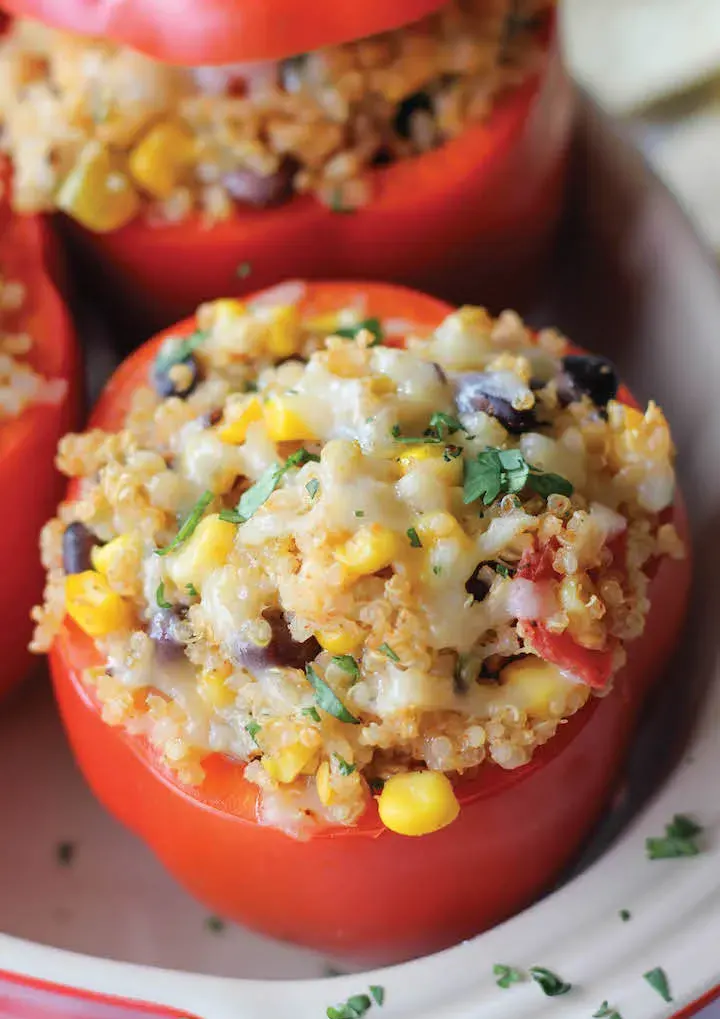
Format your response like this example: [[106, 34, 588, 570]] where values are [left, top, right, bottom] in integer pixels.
[[34, 288, 684, 836], [0, 0, 552, 230], [0, 274, 64, 419]]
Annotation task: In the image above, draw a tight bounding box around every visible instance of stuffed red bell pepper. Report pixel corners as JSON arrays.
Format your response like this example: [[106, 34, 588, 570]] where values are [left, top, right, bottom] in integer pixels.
[[34, 280, 688, 963], [1, 206, 77, 698], [0, 1, 572, 327]]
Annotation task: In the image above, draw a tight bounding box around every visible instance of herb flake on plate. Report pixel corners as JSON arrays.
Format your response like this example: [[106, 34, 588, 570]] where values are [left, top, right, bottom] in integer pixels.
[[493, 964, 523, 989], [593, 1000, 623, 1018], [205, 915, 225, 934], [644, 967, 672, 1003], [646, 814, 702, 859], [56, 841, 75, 866], [529, 966, 572, 997]]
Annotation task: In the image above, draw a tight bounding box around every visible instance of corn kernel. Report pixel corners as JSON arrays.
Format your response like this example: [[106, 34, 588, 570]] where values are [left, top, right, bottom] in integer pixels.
[[210, 299, 248, 330], [198, 666, 235, 709], [368, 375, 396, 396], [378, 771, 460, 837], [397, 445, 463, 484], [415, 511, 464, 544], [263, 398, 317, 442], [316, 626, 363, 656], [166, 513, 236, 591], [499, 657, 578, 715], [262, 742, 318, 784], [335, 524, 402, 577], [218, 396, 263, 444], [56, 141, 140, 233], [91, 532, 141, 577], [316, 760, 334, 805], [306, 312, 340, 334], [65, 570, 134, 638], [128, 120, 196, 199], [261, 305, 302, 359]]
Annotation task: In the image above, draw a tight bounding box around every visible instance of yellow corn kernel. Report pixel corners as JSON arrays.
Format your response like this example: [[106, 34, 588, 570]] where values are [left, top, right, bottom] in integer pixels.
[[378, 771, 460, 837], [316, 626, 362, 656], [397, 445, 463, 484], [306, 312, 340, 334], [415, 511, 464, 544], [262, 304, 302, 359], [198, 666, 235, 709], [65, 571, 134, 638], [499, 656, 579, 715], [316, 760, 334, 805], [128, 120, 196, 199], [335, 524, 402, 577], [263, 398, 317, 442], [56, 141, 140, 233], [166, 513, 236, 591], [90, 532, 140, 577], [218, 396, 263, 444], [210, 298, 248, 330], [368, 374, 396, 396], [262, 742, 318, 784]]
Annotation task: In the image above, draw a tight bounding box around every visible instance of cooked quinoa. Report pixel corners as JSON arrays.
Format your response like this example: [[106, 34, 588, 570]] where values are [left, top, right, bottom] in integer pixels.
[[0, 0, 552, 230], [0, 275, 64, 418], [34, 285, 684, 836]]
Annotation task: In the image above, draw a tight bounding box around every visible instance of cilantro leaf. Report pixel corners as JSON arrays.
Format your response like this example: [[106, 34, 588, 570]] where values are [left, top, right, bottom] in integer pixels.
[[646, 814, 702, 859], [306, 665, 359, 724], [406, 526, 422, 548], [221, 449, 320, 526], [333, 753, 356, 776], [528, 469, 574, 498], [529, 966, 572, 997], [331, 655, 360, 682], [186, 583, 199, 597], [593, 1001, 622, 1018], [369, 986, 384, 1006], [463, 447, 572, 506], [154, 330, 207, 377], [302, 706, 321, 722], [155, 490, 214, 556], [378, 642, 400, 662], [619, 908, 631, 922], [335, 318, 384, 345], [427, 411, 465, 438], [644, 967, 672, 1003], [245, 721, 261, 743], [493, 964, 523, 989], [156, 581, 172, 609]]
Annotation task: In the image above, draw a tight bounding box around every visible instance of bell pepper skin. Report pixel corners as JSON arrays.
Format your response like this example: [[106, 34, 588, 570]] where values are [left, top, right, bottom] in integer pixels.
[[1, 209, 79, 698], [59, 26, 574, 336], [47, 282, 689, 965]]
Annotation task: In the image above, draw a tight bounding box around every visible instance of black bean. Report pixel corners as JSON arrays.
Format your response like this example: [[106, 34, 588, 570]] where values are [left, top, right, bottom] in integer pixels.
[[453, 372, 537, 434], [465, 566, 490, 603], [149, 609, 186, 663], [557, 354, 619, 408], [153, 353, 200, 399], [223, 156, 298, 209], [393, 91, 433, 140], [62, 522, 99, 575], [231, 611, 320, 672]]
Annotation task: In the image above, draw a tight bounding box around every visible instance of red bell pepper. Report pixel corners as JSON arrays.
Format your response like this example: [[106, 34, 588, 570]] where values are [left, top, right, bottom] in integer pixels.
[[1, 207, 79, 699], [47, 282, 690, 965]]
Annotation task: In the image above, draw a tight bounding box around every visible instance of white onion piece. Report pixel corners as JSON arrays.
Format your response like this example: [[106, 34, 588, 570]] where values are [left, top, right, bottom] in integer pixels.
[[383, 317, 420, 336], [248, 280, 306, 310], [505, 578, 556, 620], [589, 501, 627, 540]]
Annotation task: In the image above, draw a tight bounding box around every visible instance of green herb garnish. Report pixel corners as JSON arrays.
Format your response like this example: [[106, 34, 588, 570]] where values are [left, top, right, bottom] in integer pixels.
[[186, 583, 199, 597], [220, 449, 320, 525], [646, 814, 702, 859], [327, 994, 372, 1019], [334, 753, 356, 776], [495, 562, 511, 578], [529, 966, 572, 997], [463, 448, 573, 506], [391, 422, 441, 445], [156, 581, 172, 609], [369, 986, 384, 1007], [378, 643, 400, 662], [406, 527, 422, 548], [155, 489, 214, 556], [593, 1001, 622, 1018], [619, 908, 631, 921], [235, 261, 252, 279], [335, 318, 384, 346], [154, 329, 207, 377], [245, 721, 261, 743], [285, 448, 321, 468], [354, 509, 365, 517], [306, 478, 320, 500], [205, 915, 225, 934], [332, 655, 360, 682], [305, 665, 359, 724], [428, 411, 465, 437], [302, 706, 321, 723], [644, 967, 672, 1003], [493, 964, 523, 989], [432, 565, 442, 575], [56, 841, 75, 866]]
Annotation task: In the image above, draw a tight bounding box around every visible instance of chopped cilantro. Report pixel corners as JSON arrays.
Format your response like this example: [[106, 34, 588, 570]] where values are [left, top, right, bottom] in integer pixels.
[[646, 814, 702, 859], [369, 986, 384, 1007], [432, 565, 442, 575], [443, 444, 463, 461], [406, 526, 422, 548], [335, 318, 384, 345], [493, 964, 523, 989], [56, 841, 75, 866], [285, 448, 321, 468], [185, 583, 199, 598], [495, 562, 511, 578], [463, 448, 572, 506], [427, 411, 465, 438], [155, 489, 214, 556], [331, 655, 360, 682], [354, 509, 365, 517], [390, 422, 441, 445], [154, 329, 207, 377], [593, 1001, 622, 1018], [220, 449, 320, 525], [619, 908, 631, 922], [243, 379, 259, 393], [378, 642, 400, 662], [245, 721, 261, 743], [333, 753, 356, 776], [529, 966, 572, 997], [205, 915, 225, 934], [156, 581, 172, 609], [235, 261, 252, 279], [306, 665, 359, 724], [306, 478, 320, 500], [302, 706, 321, 723], [368, 777, 385, 794], [644, 967, 672, 1003]]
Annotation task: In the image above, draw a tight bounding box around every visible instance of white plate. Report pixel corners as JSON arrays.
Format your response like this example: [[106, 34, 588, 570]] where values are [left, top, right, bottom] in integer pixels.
[[1, 98, 720, 1019]]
